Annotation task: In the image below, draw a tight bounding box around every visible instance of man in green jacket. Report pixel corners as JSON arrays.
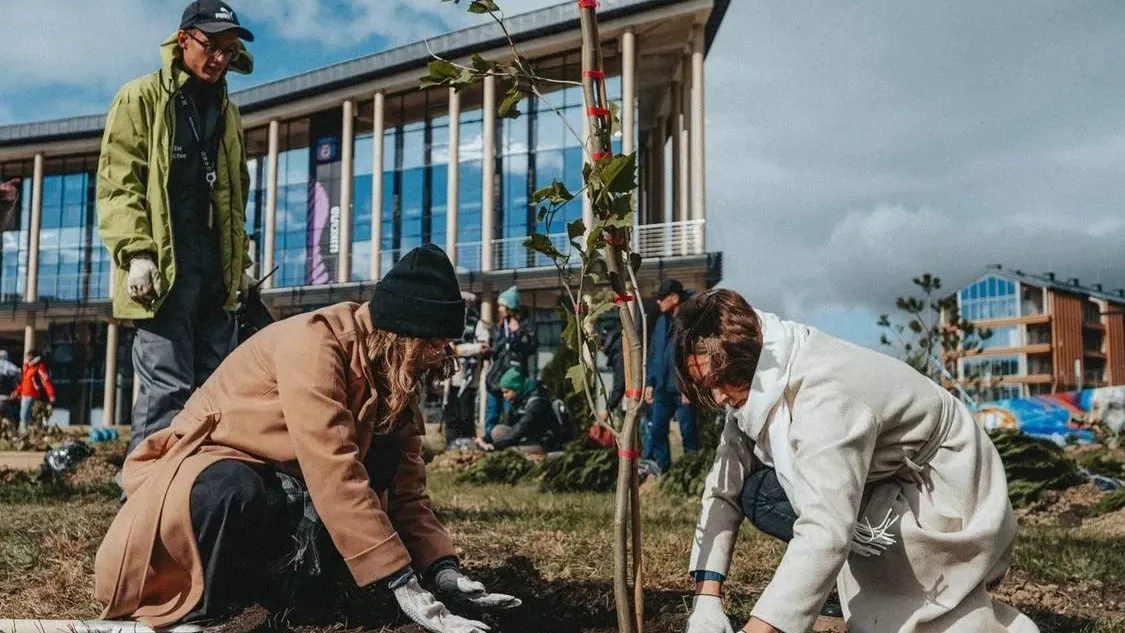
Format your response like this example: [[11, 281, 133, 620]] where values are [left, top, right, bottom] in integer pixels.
[[97, 0, 256, 453]]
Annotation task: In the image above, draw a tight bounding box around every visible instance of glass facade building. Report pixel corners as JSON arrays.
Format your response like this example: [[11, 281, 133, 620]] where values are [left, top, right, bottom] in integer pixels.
[[0, 0, 728, 427]]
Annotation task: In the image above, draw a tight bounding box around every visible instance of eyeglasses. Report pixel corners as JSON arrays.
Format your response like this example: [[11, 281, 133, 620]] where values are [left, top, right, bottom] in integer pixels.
[[184, 30, 240, 62]]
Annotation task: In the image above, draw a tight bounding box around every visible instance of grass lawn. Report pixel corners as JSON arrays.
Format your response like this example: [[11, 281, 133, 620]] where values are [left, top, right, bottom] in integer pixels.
[[1, 448, 1124, 632]]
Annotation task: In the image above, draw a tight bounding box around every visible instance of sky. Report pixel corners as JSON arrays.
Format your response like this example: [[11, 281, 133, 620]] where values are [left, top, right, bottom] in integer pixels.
[[1, 1, 1123, 349]]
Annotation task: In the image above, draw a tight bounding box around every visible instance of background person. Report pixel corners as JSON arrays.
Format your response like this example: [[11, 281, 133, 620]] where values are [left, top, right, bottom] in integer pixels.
[[483, 285, 537, 442], [480, 368, 562, 454], [443, 291, 490, 449], [97, 0, 257, 454], [643, 279, 698, 472], [14, 349, 56, 433]]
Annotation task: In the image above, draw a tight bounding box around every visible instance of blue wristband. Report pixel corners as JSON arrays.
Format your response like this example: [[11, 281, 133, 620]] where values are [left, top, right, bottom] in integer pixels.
[[690, 570, 725, 583]]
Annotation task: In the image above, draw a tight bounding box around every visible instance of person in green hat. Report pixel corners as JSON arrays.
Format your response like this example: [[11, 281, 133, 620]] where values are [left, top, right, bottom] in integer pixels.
[[483, 285, 537, 442], [478, 368, 561, 453]]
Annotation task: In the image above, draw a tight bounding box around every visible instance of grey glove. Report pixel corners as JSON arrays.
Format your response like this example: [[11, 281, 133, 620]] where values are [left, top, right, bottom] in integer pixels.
[[434, 566, 522, 611], [127, 255, 161, 304], [390, 570, 491, 633]]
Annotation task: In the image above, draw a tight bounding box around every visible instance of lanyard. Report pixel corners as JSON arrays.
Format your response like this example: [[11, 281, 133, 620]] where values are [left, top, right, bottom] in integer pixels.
[[176, 90, 218, 190]]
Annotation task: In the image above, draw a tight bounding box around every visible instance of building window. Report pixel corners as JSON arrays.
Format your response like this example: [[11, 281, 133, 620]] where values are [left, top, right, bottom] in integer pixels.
[[959, 275, 1018, 321], [36, 156, 108, 303], [244, 127, 269, 276], [1083, 300, 1102, 324], [978, 324, 1021, 350], [1, 160, 34, 303], [962, 355, 1021, 379]]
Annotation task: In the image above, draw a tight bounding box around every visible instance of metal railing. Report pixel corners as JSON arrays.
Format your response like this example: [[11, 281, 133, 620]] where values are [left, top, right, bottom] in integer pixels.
[[490, 233, 572, 271], [635, 219, 705, 259]]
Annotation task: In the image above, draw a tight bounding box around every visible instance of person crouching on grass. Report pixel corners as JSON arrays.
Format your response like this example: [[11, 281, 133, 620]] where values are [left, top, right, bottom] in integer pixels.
[[95, 245, 519, 633], [677, 289, 1038, 633]]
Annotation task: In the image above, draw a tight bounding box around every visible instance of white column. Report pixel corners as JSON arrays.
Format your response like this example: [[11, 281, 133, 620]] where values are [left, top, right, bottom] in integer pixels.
[[679, 54, 691, 227], [446, 87, 461, 262], [262, 120, 279, 288], [337, 100, 355, 283], [477, 295, 494, 432], [24, 153, 43, 355], [371, 91, 386, 280], [622, 30, 636, 155], [481, 75, 497, 272], [102, 321, 119, 427], [690, 25, 706, 230], [670, 79, 683, 222], [655, 115, 666, 223]]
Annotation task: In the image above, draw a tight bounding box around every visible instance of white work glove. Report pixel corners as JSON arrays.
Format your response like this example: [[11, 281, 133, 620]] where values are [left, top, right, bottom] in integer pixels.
[[391, 571, 491, 633], [686, 595, 735, 633], [127, 256, 161, 304], [434, 565, 522, 610]]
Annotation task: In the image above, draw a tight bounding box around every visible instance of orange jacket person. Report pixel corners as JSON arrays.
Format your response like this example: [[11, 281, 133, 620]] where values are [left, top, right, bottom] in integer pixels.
[[14, 349, 55, 432]]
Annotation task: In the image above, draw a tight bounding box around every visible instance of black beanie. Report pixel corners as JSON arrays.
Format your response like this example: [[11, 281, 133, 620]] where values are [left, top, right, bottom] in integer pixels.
[[370, 244, 465, 339]]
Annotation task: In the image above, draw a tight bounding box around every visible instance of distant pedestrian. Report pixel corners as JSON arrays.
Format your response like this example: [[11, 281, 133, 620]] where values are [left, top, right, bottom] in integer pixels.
[[643, 279, 698, 472], [14, 349, 55, 432], [97, 0, 257, 454], [444, 291, 490, 448], [483, 285, 538, 441]]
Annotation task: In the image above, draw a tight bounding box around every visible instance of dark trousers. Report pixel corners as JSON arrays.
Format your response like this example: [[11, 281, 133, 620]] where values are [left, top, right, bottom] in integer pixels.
[[185, 460, 271, 622], [443, 386, 478, 446], [129, 268, 235, 454], [643, 389, 698, 472], [741, 466, 798, 542]]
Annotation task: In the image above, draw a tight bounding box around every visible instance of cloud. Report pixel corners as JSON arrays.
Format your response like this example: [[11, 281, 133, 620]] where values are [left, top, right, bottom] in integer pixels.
[[706, 0, 1125, 344], [0, 0, 560, 111]]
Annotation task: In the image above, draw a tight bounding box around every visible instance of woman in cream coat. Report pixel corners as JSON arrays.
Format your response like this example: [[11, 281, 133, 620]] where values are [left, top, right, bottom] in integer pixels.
[[675, 289, 1038, 633]]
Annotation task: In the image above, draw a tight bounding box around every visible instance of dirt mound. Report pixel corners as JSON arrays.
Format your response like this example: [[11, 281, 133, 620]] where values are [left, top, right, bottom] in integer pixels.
[[1017, 484, 1105, 528], [1083, 507, 1125, 538], [428, 448, 485, 473]]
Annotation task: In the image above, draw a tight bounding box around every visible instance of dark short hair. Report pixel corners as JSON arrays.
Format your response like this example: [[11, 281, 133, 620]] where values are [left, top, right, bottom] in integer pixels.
[[673, 289, 764, 411]]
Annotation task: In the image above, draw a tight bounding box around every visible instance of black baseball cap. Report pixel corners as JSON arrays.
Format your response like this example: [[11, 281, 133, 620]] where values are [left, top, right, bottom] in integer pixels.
[[655, 279, 685, 300], [180, 0, 254, 41]]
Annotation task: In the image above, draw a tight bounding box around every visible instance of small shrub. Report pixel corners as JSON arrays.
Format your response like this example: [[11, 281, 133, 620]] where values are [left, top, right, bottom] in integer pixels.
[[539, 447, 617, 493], [456, 450, 536, 485], [660, 448, 716, 497], [990, 430, 1084, 508], [1089, 488, 1125, 518]]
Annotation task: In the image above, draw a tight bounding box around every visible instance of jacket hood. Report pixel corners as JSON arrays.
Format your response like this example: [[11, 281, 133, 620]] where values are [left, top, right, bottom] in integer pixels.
[[159, 30, 254, 91]]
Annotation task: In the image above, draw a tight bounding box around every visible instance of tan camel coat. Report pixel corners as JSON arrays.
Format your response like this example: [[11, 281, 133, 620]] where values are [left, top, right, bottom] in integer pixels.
[[94, 302, 455, 626]]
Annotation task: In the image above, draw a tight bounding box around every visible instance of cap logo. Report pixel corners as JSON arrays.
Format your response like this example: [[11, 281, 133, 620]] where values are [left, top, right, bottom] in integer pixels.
[[215, 7, 235, 21]]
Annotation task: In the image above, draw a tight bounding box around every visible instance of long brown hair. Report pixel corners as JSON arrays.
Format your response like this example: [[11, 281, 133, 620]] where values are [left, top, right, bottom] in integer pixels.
[[364, 329, 455, 434], [673, 288, 764, 411]]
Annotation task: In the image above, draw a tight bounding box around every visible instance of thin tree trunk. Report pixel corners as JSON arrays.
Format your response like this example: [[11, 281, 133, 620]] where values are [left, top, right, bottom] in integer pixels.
[[577, 4, 644, 631]]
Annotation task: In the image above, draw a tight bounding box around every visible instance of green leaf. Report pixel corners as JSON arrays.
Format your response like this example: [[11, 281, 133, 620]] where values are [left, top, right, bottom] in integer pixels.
[[471, 53, 494, 72], [523, 232, 563, 260], [498, 87, 523, 119], [586, 299, 617, 324], [565, 363, 587, 396], [601, 153, 637, 194], [532, 180, 575, 205], [608, 100, 622, 138], [427, 58, 458, 79], [585, 226, 604, 252], [468, 0, 500, 13], [567, 219, 586, 241]]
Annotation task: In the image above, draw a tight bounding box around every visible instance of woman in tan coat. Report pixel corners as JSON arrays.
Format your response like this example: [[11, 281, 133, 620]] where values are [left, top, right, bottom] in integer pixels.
[[95, 245, 517, 633], [675, 289, 1039, 633]]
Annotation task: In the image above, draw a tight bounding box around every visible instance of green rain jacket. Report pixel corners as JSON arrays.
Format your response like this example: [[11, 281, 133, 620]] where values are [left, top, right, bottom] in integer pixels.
[[97, 32, 254, 320]]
